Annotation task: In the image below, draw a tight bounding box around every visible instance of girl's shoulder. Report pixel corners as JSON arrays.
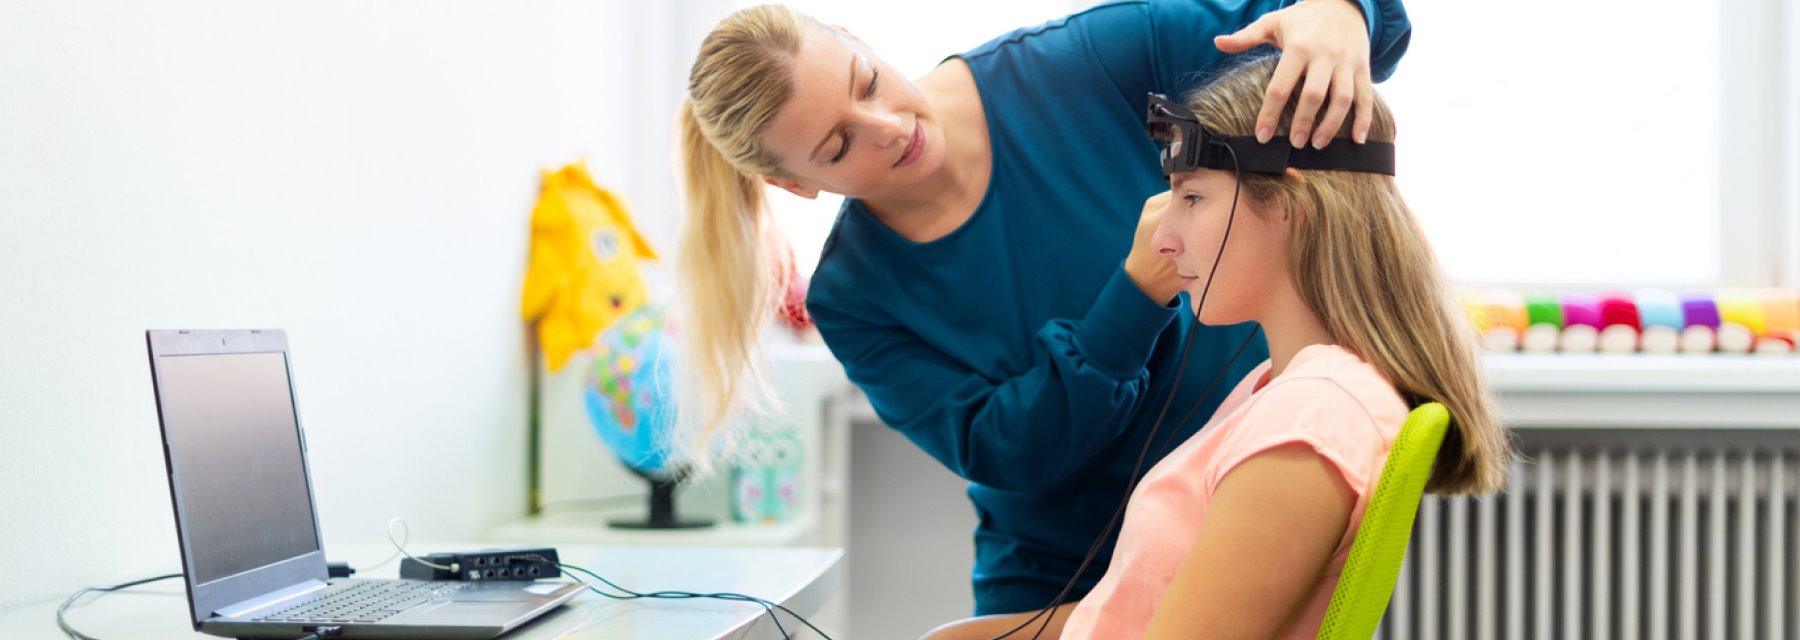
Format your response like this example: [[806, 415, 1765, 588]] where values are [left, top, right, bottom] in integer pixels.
[[1237, 346, 1409, 449]]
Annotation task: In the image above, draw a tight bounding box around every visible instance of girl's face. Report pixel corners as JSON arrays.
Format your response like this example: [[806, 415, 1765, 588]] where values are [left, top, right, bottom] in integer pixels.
[[1152, 168, 1293, 326], [759, 27, 946, 200]]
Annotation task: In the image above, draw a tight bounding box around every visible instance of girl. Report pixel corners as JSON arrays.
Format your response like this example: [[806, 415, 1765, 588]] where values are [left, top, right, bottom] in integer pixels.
[[676, 0, 1413, 616], [925, 53, 1510, 638]]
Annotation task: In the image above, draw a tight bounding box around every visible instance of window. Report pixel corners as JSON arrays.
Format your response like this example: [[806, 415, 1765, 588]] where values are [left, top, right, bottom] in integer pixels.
[[1382, 0, 1771, 288]]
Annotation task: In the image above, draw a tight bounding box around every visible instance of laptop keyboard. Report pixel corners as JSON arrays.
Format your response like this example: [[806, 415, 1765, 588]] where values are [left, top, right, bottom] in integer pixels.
[[255, 579, 468, 624]]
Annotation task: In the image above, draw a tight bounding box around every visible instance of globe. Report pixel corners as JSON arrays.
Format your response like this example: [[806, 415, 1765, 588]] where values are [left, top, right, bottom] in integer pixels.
[[583, 305, 678, 477], [581, 305, 711, 529]]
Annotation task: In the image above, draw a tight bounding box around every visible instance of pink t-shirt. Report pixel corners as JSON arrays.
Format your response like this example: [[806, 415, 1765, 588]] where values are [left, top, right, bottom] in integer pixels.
[[1060, 344, 1408, 639]]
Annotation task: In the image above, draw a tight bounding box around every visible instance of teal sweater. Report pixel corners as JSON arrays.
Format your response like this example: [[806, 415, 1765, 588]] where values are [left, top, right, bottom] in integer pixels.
[[806, 0, 1411, 615]]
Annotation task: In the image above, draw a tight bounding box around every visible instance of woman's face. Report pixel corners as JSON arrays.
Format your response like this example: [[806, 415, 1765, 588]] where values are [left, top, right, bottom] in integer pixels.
[[1152, 168, 1292, 326], [759, 27, 945, 200]]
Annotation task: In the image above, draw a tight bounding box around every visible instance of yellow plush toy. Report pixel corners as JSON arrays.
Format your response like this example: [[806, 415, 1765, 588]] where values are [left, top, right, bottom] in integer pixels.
[[520, 161, 659, 371]]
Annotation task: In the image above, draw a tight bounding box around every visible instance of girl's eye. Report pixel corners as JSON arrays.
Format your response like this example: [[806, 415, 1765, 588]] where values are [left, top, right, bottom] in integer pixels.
[[1183, 194, 1202, 206], [865, 69, 879, 99]]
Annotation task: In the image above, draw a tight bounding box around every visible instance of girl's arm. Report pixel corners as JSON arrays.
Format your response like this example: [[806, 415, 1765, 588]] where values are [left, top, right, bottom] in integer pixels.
[[1144, 444, 1356, 639]]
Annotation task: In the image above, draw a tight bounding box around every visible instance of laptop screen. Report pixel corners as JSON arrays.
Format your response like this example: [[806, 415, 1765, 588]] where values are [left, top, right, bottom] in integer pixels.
[[156, 351, 321, 584]]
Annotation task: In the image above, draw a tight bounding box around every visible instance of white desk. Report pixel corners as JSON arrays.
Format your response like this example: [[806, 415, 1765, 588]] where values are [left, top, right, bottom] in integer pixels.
[[5, 544, 842, 640]]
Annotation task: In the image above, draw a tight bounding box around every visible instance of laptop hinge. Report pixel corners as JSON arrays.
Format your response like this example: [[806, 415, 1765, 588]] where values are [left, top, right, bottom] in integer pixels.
[[213, 580, 328, 620]]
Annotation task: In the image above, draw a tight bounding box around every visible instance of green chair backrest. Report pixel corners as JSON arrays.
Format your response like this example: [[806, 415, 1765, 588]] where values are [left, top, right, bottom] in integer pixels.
[[1317, 402, 1451, 640]]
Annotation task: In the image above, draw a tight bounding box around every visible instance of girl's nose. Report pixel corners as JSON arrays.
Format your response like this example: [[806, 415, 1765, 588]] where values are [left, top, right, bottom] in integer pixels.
[[1152, 221, 1181, 257]]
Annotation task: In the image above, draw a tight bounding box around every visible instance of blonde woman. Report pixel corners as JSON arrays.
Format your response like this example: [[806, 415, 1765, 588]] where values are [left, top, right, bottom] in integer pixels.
[[923, 54, 1511, 639], [677, 0, 1413, 617]]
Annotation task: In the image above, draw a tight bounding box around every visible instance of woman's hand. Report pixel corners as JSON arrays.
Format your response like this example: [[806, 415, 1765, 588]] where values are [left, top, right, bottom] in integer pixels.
[[1125, 191, 1183, 305], [1215, 0, 1373, 149]]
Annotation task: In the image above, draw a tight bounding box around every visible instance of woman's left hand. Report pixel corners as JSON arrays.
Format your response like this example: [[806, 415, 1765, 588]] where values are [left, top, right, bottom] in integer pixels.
[[1214, 0, 1372, 149]]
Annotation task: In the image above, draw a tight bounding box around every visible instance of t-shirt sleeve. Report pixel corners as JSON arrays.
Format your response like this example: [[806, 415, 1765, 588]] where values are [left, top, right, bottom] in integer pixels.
[[1205, 377, 1391, 503]]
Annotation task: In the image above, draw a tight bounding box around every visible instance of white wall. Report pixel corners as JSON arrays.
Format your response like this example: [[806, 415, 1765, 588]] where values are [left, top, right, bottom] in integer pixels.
[[0, 0, 639, 610]]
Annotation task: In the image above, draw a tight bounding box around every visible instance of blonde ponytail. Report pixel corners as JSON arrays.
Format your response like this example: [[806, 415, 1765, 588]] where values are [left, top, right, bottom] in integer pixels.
[[671, 5, 820, 467]]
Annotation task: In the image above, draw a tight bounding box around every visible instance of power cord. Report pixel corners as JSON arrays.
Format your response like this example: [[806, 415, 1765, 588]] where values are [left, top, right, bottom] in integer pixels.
[[57, 573, 345, 640], [381, 517, 455, 571], [568, 561, 825, 639], [56, 573, 182, 640], [375, 524, 836, 639]]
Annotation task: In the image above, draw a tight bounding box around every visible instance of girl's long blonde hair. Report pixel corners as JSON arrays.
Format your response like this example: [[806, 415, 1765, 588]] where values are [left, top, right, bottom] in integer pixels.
[[673, 5, 824, 463], [1187, 55, 1511, 494]]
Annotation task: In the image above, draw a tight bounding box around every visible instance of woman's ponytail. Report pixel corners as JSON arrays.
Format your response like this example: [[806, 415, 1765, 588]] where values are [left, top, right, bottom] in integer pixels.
[[670, 4, 820, 470]]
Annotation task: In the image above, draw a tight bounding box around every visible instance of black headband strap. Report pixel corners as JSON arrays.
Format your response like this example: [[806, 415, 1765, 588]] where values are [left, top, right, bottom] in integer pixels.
[[1148, 92, 1396, 177], [1198, 135, 1396, 176]]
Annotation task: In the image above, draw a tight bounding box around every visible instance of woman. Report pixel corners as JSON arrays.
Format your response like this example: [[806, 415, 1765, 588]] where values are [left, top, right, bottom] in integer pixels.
[[924, 53, 1511, 638], [676, 0, 1413, 616]]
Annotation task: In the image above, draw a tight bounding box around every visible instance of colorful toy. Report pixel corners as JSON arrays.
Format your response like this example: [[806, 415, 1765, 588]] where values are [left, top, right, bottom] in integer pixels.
[[1761, 288, 1800, 334], [1462, 288, 1799, 356], [1559, 293, 1602, 329], [731, 427, 803, 525], [521, 161, 660, 371], [1520, 324, 1560, 353], [1558, 324, 1599, 353], [1679, 324, 1717, 354], [1524, 293, 1564, 328], [1717, 322, 1755, 354]]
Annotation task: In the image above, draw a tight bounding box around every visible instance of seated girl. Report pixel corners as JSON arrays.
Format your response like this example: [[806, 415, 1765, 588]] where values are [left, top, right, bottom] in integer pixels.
[[924, 54, 1512, 639]]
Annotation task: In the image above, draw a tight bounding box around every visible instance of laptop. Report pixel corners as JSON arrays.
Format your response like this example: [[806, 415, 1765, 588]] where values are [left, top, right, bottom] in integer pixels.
[[145, 329, 584, 639]]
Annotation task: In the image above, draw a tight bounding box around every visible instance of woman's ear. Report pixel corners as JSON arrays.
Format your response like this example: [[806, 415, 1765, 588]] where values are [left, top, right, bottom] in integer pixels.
[[833, 25, 866, 45], [764, 176, 820, 200]]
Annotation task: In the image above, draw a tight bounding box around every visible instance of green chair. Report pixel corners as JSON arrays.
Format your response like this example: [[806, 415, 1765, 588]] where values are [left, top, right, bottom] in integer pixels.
[[1317, 402, 1451, 640]]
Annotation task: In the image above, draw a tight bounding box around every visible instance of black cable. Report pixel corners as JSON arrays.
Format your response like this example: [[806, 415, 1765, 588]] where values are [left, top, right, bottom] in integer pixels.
[[991, 142, 1254, 640], [546, 560, 834, 640], [56, 573, 183, 640], [1146, 142, 1252, 468]]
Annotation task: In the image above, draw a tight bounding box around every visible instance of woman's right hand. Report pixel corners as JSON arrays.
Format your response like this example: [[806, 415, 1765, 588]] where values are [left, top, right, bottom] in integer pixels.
[[1125, 191, 1183, 305]]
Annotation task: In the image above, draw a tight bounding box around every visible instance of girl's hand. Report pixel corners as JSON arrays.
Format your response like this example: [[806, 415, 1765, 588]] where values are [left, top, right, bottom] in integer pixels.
[[1125, 191, 1183, 305], [1214, 0, 1373, 149]]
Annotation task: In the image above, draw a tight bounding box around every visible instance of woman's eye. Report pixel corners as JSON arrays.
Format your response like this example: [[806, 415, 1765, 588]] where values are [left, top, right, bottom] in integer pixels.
[[1183, 194, 1202, 206], [829, 133, 853, 164], [865, 69, 879, 99]]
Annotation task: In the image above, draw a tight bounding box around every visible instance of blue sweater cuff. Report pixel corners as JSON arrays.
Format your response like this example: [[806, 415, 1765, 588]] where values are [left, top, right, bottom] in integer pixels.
[[1074, 263, 1180, 378], [1353, 0, 1380, 48]]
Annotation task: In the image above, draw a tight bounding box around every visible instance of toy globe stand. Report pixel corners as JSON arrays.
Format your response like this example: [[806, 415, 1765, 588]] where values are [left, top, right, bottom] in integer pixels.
[[609, 466, 714, 530]]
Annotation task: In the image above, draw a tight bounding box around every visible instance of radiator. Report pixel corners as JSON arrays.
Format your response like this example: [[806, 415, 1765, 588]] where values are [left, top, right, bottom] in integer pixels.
[[1376, 442, 1800, 639]]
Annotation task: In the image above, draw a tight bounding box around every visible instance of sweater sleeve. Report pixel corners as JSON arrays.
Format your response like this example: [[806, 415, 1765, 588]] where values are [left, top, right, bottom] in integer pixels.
[[1350, 0, 1412, 82], [1080, 0, 1412, 106], [809, 263, 1178, 492]]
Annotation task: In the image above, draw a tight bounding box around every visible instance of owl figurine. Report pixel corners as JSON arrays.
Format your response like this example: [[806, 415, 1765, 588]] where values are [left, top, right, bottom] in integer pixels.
[[732, 428, 802, 525]]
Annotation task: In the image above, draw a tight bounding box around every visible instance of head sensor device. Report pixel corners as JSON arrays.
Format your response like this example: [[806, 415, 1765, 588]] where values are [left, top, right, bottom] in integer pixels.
[[1147, 93, 1396, 178]]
